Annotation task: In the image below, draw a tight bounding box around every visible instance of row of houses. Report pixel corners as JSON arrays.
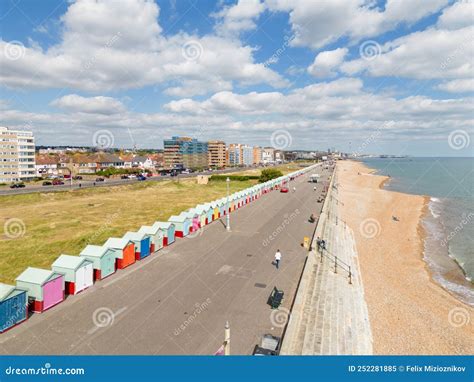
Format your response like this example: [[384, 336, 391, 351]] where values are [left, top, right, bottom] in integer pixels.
[[35, 152, 164, 176], [0, 163, 318, 333]]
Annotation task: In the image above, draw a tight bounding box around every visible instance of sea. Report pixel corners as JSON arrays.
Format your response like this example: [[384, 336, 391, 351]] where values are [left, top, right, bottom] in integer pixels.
[[361, 157, 474, 306]]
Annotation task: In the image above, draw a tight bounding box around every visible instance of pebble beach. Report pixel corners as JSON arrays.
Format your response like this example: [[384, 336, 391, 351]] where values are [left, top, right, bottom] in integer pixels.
[[338, 160, 473, 355]]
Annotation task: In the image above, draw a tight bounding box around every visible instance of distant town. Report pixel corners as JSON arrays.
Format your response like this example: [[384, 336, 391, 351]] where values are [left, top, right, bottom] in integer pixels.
[[1, 127, 344, 184]]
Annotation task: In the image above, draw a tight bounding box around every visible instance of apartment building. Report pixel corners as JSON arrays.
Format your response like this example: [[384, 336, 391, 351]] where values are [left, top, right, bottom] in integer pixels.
[[0, 126, 36, 183], [208, 140, 226, 168], [253, 146, 262, 165], [262, 147, 275, 164], [227, 143, 243, 166], [242, 145, 254, 166], [163, 136, 208, 169]]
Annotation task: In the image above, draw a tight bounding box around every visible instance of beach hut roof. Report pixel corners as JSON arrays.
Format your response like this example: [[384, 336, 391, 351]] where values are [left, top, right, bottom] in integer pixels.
[[152, 222, 173, 230], [168, 215, 188, 223], [0, 283, 18, 301], [80, 245, 110, 258], [123, 231, 146, 241], [181, 211, 197, 219], [138, 225, 160, 235], [194, 205, 209, 213], [104, 237, 132, 250], [52, 254, 90, 271], [16, 267, 61, 285]]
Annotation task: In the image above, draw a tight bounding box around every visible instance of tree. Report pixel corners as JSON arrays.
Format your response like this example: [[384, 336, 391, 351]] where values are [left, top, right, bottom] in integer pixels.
[[259, 168, 283, 182]]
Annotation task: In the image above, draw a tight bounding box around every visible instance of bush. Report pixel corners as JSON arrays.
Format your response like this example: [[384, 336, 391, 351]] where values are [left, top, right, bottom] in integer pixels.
[[210, 175, 259, 182], [259, 168, 283, 183]]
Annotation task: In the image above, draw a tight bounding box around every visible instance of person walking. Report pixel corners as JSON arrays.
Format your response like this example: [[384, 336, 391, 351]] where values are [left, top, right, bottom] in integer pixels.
[[274, 249, 282, 269]]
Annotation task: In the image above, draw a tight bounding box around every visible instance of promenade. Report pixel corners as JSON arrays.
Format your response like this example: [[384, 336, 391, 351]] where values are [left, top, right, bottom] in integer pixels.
[[0, 166, 331, 355], [280, 164, 373, 355]]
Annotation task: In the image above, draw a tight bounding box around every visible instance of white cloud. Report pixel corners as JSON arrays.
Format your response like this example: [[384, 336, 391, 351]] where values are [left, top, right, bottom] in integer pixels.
[[0, 0, 286, 96], [266, 0, 448, 49], [341, 26, 474, 80], [214, 0, 266, 36], [437, 79, 474, 93], [50, 94, 126, 115], [308, 48, 348, 78], [437, 1, 474, 30]]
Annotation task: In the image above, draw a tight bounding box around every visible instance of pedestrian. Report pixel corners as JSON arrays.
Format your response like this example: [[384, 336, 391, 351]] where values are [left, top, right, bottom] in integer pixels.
[[321, 239, 326, 250], [293, 186, 296, 193], [274, 249, 282, 269], [316, 236, 321, 251], [79, 183, 82, 188]]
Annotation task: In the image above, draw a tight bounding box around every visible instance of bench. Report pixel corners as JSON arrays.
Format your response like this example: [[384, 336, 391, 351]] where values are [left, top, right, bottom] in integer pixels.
[[267, 287, 284, 309]]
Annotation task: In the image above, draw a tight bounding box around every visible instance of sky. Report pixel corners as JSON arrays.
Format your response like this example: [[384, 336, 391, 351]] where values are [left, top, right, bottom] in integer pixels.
[[0, 0, 473, 156]]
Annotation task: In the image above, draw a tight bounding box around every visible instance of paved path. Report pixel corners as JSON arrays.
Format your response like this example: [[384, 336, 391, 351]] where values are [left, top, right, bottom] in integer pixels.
[[0, 166, 331, 355], [280, 165, 373, 355]]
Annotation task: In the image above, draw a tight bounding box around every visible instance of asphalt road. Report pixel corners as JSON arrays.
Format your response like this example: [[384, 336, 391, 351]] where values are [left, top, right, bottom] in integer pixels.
[[0, 166, 333, 355], [0, 165, 284, 196]]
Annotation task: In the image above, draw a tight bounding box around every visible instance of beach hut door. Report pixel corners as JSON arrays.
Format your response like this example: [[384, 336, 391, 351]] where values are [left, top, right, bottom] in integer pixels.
[[43, 276, 63, 310]]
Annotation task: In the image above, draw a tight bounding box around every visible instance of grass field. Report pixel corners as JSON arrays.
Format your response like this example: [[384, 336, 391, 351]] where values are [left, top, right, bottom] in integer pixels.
[[0, 162, 314, 284], [0, 177, 258, 284]]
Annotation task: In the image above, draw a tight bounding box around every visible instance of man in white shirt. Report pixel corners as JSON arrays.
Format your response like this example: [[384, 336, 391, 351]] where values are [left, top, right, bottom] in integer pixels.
[[275, 250, 282, 269]]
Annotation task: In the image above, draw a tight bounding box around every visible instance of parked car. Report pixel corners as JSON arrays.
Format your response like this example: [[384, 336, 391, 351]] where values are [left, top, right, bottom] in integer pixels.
[[52, 179, 64, 185], [95, 177, 105, 182], [10, 183, 25, 189], [128, 174, 136, 179], [280, 187, 289, 193], [73, 175, 83, 180], [121, 175, 129, 179], [137, 175, 147, 181], [42, 181, 52, 186], [170, 171, 178, 177], [64, 174, 71, 179]]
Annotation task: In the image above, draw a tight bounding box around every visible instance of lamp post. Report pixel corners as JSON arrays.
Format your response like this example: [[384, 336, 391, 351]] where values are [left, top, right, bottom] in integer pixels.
[[226, 177, 231, 231], [224, 321, 230, 355]]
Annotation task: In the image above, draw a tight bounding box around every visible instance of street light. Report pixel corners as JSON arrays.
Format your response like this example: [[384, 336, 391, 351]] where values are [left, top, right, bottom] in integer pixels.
[[226, 177, 231, 232]]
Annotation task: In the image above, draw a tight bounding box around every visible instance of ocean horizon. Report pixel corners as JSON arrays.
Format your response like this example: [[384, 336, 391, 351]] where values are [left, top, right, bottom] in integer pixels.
[[360, 157, 474, 306]]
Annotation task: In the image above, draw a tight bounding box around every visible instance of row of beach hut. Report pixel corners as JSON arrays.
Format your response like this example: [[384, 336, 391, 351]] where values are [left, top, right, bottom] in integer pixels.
[[0, 165, 317, 333]]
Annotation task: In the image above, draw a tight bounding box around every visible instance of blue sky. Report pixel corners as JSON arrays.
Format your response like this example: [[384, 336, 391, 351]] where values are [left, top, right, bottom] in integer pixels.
[[0, 0, 472, 156]]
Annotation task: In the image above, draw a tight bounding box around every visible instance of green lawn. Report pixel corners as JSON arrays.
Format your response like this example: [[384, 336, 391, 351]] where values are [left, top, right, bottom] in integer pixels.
[[0, 177, 256, 284]]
